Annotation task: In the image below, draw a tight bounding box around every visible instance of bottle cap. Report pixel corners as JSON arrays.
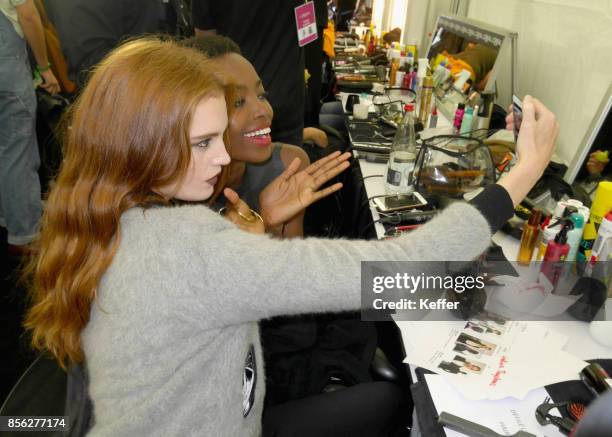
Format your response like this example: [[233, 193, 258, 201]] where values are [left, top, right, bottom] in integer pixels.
[[528, 208, 542, 226], [570, 212, 584, 229], [431, 105, 437, 115], [457, 103, 465, 110], [404, 103, 415, 112]]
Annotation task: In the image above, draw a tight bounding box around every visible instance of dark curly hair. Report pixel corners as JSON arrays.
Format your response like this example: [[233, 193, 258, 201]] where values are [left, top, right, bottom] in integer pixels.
[[179, 34, 241, 58]]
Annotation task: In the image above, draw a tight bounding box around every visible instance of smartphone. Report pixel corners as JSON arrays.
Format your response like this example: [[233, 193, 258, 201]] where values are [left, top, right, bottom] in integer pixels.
[[373, 192, 427, 213], [512, 94, 523, 140]]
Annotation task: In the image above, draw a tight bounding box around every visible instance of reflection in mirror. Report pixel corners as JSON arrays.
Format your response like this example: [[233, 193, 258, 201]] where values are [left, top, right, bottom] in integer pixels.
[[425, 16, 513, 126], [567, 82, 612, 191]]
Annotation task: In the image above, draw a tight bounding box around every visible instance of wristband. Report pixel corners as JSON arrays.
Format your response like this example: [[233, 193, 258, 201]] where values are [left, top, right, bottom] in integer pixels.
[[37, 63, 52, 73]]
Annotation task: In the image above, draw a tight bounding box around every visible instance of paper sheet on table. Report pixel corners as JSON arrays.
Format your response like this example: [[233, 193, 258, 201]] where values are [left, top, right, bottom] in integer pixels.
[[397, 320, 586, 400], [425, 373, 564, 437]]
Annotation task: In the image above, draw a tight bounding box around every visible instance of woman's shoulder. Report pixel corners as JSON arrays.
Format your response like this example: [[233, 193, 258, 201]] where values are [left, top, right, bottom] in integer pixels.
[[121, 204, 232, 239]]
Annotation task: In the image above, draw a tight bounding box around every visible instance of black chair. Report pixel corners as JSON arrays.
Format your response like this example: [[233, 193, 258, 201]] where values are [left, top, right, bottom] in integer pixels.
[[1, 354, 92, 437]]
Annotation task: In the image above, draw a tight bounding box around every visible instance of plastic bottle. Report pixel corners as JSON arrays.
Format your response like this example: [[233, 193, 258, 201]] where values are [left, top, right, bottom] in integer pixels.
[[409, 63, 418, 92], [389, 58, 400, 88], [589, 210, 612, 264], [518, 208, 542, 265], [386, 104, 418, 194], [579, 181, 612, 261], [459, 106, 474, 136], [453, 103, 465, 134], [536, 224, 560, 261], [566, 213, 585, 262], [429, 105, 438, 129], [541, 221, 572, 287]]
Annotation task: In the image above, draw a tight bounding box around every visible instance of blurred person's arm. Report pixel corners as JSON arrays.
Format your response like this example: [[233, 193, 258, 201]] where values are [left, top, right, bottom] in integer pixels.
[[15, 0, 60, 94]]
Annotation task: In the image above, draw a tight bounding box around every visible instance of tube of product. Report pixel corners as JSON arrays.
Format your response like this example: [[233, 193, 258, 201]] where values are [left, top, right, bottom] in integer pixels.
[[518, 208, 542, 265]]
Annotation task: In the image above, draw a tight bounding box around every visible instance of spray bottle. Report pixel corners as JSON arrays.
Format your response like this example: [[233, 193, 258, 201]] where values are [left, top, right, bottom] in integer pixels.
[[541, 220, 572, 288]]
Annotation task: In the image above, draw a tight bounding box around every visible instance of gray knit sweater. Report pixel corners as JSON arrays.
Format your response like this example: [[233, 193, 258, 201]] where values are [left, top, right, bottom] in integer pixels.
[[82, 201, 493, 436]]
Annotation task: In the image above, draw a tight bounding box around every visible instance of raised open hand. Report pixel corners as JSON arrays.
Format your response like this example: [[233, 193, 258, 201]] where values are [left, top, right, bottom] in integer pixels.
[[259, 151, 352, 227]]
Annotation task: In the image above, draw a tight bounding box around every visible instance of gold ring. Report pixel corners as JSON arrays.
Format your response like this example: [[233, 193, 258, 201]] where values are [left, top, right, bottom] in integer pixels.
[[237, 209, 256, 222], [237, 208, 263, 224]]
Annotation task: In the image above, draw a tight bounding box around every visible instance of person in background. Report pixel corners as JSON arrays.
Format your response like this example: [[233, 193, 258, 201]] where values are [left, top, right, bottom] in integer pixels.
[[44, 0, 167, 86], [586, 150, 610, 177], [1, 0, 59, 257], [304, 0, 329, 130], [192, 0, 307, 147], [24, 38, 558, 436]]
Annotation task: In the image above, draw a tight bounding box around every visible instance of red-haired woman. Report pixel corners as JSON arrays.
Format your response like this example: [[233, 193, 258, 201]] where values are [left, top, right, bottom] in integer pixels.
[[24, 38, 557, 436]]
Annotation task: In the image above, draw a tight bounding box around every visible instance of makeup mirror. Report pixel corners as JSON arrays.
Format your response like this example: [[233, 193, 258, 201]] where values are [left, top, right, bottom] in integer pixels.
[[426, 15, 517, 123], [566, 81, 612, 187]]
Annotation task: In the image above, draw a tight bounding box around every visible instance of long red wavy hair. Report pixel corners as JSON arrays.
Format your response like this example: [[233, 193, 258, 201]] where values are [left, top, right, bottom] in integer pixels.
[[24, 38, 225, 368]]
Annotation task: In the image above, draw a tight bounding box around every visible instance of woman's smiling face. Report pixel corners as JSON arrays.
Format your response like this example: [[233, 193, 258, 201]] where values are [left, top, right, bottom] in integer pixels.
[[212, 53, 275, 163]]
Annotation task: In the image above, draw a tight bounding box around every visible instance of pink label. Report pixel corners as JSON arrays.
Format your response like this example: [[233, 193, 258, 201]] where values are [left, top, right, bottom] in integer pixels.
[[295, 1, 317, 47]]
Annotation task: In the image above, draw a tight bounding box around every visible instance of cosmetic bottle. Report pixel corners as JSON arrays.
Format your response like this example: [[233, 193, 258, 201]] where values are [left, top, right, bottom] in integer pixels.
[[402, 63, 411, 88], [386, 104, 418, 194], [389, 58, 400, 87], [452, 103, 465, 134], [429, 105, 438, 128], [418, 75, 433, 127], [459, 106, 474, 136], [476, 91, 494, 130], [541, 222, 572, 287], [453, 69, 471, 92], [518, 208, 542, 265], [580, 181, 612, 261], [566, 213, 585, 263], [536, 223, 560, 261], [589, 210, 612, 264]]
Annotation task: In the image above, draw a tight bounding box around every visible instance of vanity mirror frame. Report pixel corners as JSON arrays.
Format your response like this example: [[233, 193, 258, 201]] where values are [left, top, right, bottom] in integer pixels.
[[426, 14, 518, 123]]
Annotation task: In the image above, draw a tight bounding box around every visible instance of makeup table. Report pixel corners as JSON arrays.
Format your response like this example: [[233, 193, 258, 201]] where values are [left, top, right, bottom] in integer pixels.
[[356, 155, 612, 436], [348, 106, 612, 436]]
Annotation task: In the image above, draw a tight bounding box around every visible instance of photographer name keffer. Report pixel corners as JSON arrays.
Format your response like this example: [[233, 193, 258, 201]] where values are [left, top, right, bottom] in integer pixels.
[[372, 298, 459, 310]]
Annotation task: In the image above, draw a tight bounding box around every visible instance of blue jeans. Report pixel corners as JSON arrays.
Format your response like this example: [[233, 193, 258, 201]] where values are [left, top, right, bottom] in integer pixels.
[[0, 13, 42, 245]]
